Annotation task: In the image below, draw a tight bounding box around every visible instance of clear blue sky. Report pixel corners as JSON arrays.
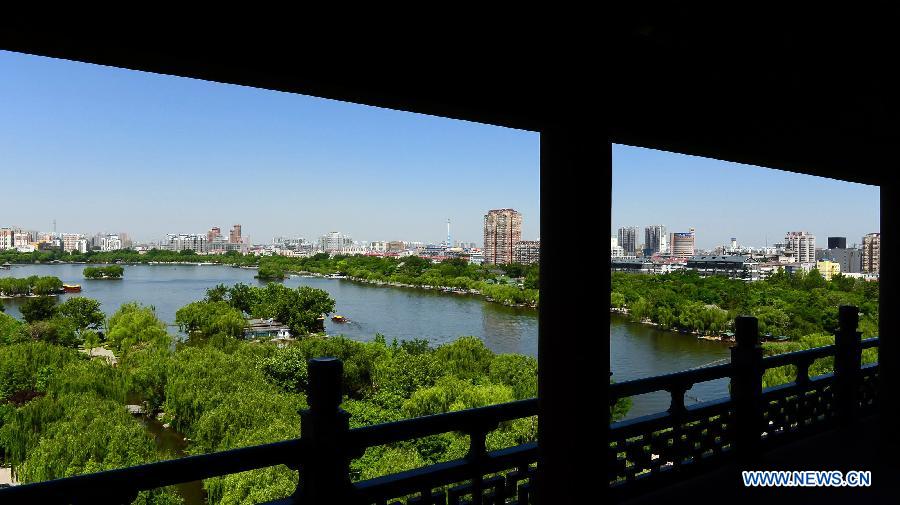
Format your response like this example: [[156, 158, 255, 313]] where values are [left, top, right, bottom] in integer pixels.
[[613, 144, 880, 250], [0, 50, 539, 244]]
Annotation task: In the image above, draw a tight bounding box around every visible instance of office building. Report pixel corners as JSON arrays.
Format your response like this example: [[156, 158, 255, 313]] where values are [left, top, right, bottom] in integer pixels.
[[669, 228, 696, 258], [229, 224, 242, 244]]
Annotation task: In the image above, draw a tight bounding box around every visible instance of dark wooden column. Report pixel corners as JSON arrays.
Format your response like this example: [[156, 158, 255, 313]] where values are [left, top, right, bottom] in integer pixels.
[[537, 127, 606, 504], [878, 177, 898, 465]]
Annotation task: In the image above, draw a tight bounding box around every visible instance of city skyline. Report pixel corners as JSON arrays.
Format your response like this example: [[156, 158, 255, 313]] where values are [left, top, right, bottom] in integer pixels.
[[0, 50, 540, 243], [612, 144, 880, 250]]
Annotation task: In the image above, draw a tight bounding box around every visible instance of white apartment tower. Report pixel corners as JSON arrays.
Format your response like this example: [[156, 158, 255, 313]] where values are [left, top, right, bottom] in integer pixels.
[[784, 231, 816, 264]]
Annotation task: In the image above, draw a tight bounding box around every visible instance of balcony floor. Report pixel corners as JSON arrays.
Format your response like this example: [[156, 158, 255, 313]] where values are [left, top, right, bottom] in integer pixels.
[[620, 416, 899, 505]]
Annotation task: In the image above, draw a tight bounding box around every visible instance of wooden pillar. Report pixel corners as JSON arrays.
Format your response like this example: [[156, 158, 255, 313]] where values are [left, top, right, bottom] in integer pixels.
[[878, 178, 899, 465], [536, 127, 604, 504], [834, 305, 861, 429], [730, 316, 763, 464]]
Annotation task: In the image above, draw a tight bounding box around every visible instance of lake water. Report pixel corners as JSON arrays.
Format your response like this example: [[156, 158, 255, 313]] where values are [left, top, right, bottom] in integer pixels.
[[0, 263, 538, 356], [0, 264, 732, 420]]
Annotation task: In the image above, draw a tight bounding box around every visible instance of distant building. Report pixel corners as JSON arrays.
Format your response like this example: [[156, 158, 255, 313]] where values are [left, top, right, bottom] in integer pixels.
[[320, 232, 352, 253], [611, 236, 625, 258], [828, 237, 847, 249], [686, 255, 759, 280], [0, 228, 21, 250], [617, 227, 638, 256], [644, 225, 667, 255], [816, 260, 841, 281], [784, 231, 816, 264], [166, 234, 208, 253], [483, 209, 522, 265], [817, 248, 862, 274], [513, 240, 540, 265], [229, 224, 242, 244], [610, 257, 653, 273], [862, 232, 880, 274], [75, 238, 89, 254], [60, 233, 85, 253], [100, 234, 122, 252], [669, 228, 696, 258], [208, 227, 222, 244]]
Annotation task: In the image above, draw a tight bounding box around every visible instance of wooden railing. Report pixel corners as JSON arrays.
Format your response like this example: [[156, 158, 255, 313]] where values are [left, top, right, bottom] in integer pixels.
[[608, 305, 879, 502], [0, 358, 538, 505]]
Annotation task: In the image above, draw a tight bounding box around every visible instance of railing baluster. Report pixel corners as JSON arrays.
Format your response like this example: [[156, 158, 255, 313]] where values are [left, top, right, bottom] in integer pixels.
[[834, 305, 862, 428], [666, 381, 689, 468], [295, 357, 352, 505], [731, 316, 763, 464]]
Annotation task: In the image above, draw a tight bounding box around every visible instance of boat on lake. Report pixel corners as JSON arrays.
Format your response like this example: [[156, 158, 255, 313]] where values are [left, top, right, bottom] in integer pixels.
[[62, 284, 82, 293], [331, 315, 348, 323]]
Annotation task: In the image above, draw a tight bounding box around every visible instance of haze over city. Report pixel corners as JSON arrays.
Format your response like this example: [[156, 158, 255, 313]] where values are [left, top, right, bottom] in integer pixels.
[[613, 144, 880, 250], [0, 50, 540, 244]]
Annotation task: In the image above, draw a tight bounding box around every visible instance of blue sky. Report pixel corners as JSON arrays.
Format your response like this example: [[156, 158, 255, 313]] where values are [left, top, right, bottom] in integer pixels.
[[0, 50, 539, 244], [613, 144, 880, 250]]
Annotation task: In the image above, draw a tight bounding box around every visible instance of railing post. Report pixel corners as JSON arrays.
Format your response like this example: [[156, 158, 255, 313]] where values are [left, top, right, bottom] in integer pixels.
[[295, 357, 352, 505], [730, 316, 763, 463], [834, 305, 862, 428]]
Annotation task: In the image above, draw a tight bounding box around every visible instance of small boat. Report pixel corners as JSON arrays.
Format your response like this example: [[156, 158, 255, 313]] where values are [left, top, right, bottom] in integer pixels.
[[331, 315, 348, 323], [63, 284, 82, 293]]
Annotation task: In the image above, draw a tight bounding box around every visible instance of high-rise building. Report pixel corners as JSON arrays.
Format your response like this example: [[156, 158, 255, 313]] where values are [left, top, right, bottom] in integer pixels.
[[617, 227, 638, 256], [229, 224, 242, 244], [513, 240, 540, 265], [208, 227, 222, 244], [167, 234, 208, 253], [61, 233, 85, 253], [828, 237, 847, 249], [669, 228, 696, 258], [644, 225, 667, 255], [483, 209, 522, 265], [319, 232, 352, 253], [862, 232, 880, 274], [784, 231, 816, 264]]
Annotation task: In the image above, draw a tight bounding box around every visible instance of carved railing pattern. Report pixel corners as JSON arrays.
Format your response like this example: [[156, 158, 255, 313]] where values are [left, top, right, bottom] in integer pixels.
[[609, 305, 880, 502]]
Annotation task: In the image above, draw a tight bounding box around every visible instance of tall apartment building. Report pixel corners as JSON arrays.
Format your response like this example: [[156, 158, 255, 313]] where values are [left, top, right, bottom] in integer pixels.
[[513, 240, 540, 265], [784, 231, 816, 264], [167, 234, 208, 253], [208, 227, 222, 244], [644, 225, 667, 255], [862, 232, 880, 274], [229, 224, 242, 244], [617, 227, 638, 256], [483, 209, 522, 265], [669, 228, 696, 258]]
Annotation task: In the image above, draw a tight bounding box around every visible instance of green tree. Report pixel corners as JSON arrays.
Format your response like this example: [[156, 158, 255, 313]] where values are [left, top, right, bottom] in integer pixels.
[[20, 296, 58, 323], [58, 297, 105, 336], [107, 303, 170, 355]]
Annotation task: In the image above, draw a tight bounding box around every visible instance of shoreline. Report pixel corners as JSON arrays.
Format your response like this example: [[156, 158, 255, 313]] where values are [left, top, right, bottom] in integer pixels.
[[1, 261, 538, 310], [610, 309, 735, 343], [290, 270, 538, 310]]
